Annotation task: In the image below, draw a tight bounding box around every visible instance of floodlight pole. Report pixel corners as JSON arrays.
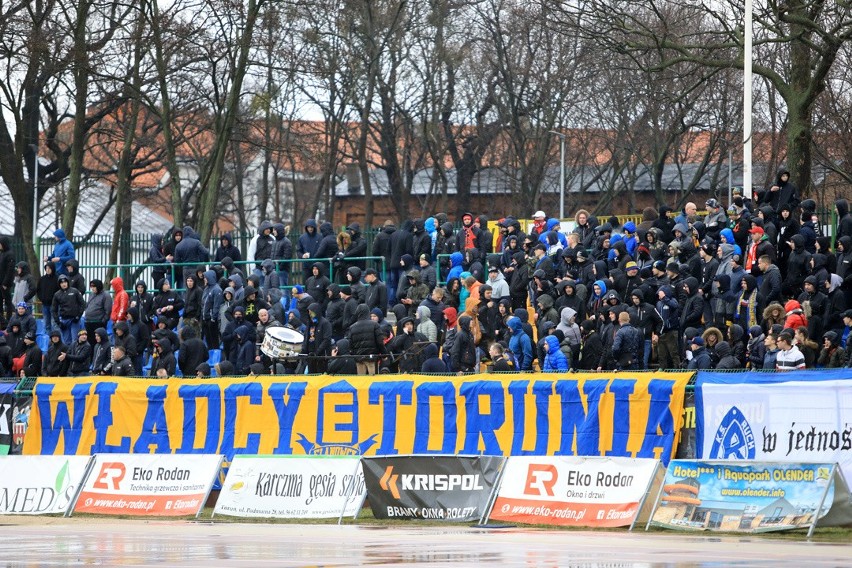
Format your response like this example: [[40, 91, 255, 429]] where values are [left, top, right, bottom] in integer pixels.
[[743, 0, 753, 199], [549, 131, 566, 219]]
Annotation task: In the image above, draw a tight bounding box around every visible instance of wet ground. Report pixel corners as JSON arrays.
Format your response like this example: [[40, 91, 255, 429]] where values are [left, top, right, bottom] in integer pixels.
[[1, 520, 849, 566]]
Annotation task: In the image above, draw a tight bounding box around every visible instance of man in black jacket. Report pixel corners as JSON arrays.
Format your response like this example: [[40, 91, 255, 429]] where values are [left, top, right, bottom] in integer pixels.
[[20, 331, 42, 378], [0, 236, 15, 326], [301, 302, 332, 374], [346, 304, 386, 375], [60, 329, 92, 376], [363, 269, 388, 311], [178, 326, 209, 377]]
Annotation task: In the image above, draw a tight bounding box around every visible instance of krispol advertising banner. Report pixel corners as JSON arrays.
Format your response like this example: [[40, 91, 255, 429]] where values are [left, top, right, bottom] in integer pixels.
[[0, 455, 92, 515], [24, 373, 691, 474], [362, 455, 503, 521], [649, 460, 852, 534], [488, 456, 660, 527], [696, 371, 852, 482], [73, 454, 221, 516], [214, 455, 365, 519], [0, 383, 13, 455]]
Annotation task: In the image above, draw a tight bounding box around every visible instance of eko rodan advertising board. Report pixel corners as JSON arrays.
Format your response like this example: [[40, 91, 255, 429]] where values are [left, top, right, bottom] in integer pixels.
[[487, 456, 660, 528], [72, 454, 221, 517]]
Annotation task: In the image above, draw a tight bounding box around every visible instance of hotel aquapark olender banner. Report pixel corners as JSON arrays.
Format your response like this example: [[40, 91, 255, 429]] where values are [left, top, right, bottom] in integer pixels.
[[23, 372, 692, 475]]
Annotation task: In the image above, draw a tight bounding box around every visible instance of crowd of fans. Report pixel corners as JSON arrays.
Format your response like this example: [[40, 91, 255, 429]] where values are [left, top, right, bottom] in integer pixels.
[[1, 168, 851, 377]]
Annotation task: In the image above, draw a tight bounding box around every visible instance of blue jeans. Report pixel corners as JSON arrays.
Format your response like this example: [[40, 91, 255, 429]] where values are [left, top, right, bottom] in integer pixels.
[[643, 339, 652, 369], [388, 268, 402, 307], [42, 304, 54, 334], [60, 318, 81, 346]]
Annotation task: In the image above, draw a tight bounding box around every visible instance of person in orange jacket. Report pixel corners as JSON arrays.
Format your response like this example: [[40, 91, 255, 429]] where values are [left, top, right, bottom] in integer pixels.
[[110, 277, 130, 323]]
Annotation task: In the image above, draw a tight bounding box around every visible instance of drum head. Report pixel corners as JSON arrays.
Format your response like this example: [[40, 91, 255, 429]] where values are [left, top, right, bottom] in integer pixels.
[[261, 326, 304, 359]]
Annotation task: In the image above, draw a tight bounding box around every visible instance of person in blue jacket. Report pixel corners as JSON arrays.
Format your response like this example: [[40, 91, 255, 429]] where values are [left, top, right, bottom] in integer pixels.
[[50, 229, 75, 275], [508, 315, 533, 371], [542, 334, 568, 371], [446, 251, 464, 282]]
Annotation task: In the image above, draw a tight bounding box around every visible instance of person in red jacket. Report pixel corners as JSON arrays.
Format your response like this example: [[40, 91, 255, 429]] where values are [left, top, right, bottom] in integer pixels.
[[783, 299, 807, 331], [110, 277, 130, 323]]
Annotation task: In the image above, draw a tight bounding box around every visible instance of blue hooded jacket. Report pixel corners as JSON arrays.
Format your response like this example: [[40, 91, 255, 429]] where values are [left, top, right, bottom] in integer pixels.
[[542, 334, 569, 371], [508, 316, 534, 371], [592, 279, 608, 299], [51, 229, 75, 275], [538, 219, 568, 247], [720, 228, 735, 244], [447, 251, 464, 282]]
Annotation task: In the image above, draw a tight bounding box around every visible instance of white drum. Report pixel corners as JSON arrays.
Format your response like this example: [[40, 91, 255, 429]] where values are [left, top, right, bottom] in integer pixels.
[[260, 326, 304, 359]]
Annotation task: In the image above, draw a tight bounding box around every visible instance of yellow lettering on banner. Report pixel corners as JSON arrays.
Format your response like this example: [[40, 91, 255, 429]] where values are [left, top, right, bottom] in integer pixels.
[[22, 373, 692, 463]]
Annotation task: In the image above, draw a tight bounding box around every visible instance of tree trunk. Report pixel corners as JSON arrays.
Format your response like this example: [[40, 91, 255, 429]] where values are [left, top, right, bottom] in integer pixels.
[[196, 0, 262, 243], [63, 0, 91, 240], [149, 0, 183, 228]]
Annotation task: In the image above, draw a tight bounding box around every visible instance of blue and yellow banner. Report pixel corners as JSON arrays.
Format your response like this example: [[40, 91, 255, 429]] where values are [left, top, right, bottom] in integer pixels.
[[23, 372, 691, 466]]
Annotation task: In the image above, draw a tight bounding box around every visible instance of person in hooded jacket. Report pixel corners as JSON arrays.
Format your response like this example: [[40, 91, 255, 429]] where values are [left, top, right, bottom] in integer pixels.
[[173, 226, 209, 283], [201, 270, 224, 349], [0, 236, 15, 325], [746, 325, 766, 369], [53, 275, 85, 345], [824, 275, 847, 335], [152, 278, 183, 330], [125, 307, 148, 374], [449, 315, 477, 373], [388, 220, 414, 306], [325, 284, 345, 339], [34, 262, 60, 333], [178, 326, 209, 377], [714, 340, 741, 369], [259, 259, 280, 298], [19, 332, 41, 377], [270, 224, 292, 292], [301, 302, 332, 374], [11, 262, 35, 308], [49, 229, 75, 276], [297, 219, 322, 282], [90, 327, 111, 374], [507, 315, 533, 371], [147, 233, 169, 288], [151, 337, 176, 377], [64, 259, 86, 294], [836, 199, 852, 241], [363, 269, 388, 312], [446, 251, 465, 284], [248, 221, 275, 272], [782, 234, 811, 298], [818, 331, 846, 368], [313, 221, 339, 263], [346, 304, 387, 375], [109, 276, 129, 324], [759, 166, 800, 214], [541, 334, 569, 371], [112, 319, 138, 365], [215, 232, 243, 264], [43, 330, 69, 376], [420, 343, 448, 373], [305, 262, 330, 308], [326, 338, 357, 375]]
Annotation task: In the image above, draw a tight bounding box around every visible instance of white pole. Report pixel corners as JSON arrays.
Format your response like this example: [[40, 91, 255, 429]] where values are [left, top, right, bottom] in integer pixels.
[[743, 0, 753, 199], [559, 135, 566, 219]]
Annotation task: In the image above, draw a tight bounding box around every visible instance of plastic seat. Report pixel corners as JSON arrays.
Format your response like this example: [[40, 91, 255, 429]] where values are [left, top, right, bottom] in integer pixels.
[[36, 334, 49, 352], [208, 349, 221, 366]]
